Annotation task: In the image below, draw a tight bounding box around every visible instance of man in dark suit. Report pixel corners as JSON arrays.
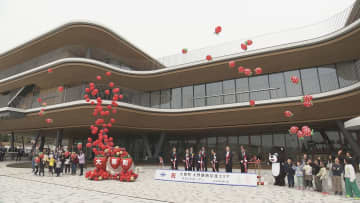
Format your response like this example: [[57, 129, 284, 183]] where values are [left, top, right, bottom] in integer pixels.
[[201, 146, 208, 171], [225, 145, 233, 172], [170, 147, 178, 170], [239, 145, 248, 173]]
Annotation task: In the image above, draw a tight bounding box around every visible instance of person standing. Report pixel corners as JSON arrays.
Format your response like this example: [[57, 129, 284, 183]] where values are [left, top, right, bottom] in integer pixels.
[[239, 145, 248, 173], [225, 146, 232, 173], [332, 157, 343, 195], [183, 148, 191, 171], [39, 158, 45, 176], [303, 160, 313, 190], [210, 149, 219, 172], [170, 147, 178, 170], [34, 156, 40, 175], [71, 152, 78, 175], [285, 158, 295, 188], [48, 154, 55, 176], [55, 158, 62, 177], [312, 160, 321, 192], [295, 161, 304, 190], [344, 158, 360, 198], [201, 146, 208, 171], [78, 151, 85, 176], [64, 153, 71, 174], [196, 150, 204, 171], [317, 161, 328, 193], [189, 147, 195, 171]]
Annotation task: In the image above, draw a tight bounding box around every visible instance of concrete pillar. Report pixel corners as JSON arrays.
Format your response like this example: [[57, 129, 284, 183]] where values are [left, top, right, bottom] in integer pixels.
[[153, 133, 166, 159], [337, 120, 360, 158], [39, 136, 46, 152], [142, 135, 153, 159], [9, 132, 15, 152], [55, 129, 64, 148], [319, 130, 335, 152]]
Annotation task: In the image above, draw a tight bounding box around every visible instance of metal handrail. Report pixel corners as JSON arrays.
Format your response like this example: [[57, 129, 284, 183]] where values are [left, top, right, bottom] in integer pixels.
[[193, 88, 280, 100]]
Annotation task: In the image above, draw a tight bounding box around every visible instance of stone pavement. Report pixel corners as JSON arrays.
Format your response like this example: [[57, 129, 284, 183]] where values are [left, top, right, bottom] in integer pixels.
[[0, 161, 358, 203]]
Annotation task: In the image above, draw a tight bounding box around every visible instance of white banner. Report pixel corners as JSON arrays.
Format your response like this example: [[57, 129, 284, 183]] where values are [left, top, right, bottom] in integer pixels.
[[154, 169, 257, 187]]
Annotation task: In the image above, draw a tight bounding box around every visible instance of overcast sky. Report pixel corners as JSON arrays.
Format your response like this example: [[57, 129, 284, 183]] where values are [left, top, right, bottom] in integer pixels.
[[0, 0, 355, 58]]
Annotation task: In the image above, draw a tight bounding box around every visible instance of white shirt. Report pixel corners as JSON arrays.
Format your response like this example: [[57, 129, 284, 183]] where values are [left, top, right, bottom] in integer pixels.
[[345, 164, 356, 182]]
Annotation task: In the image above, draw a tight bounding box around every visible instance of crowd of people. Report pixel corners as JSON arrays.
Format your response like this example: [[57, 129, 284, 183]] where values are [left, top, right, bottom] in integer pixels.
[[284, 150, 360, 199], [32, 147, 86, 177], [167, 145, 253, 173], [166, 145, 360, 199]]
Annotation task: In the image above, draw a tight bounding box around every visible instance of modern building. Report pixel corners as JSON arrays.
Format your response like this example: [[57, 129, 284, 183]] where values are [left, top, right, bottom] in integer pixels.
[[1, 2, 360, 163]]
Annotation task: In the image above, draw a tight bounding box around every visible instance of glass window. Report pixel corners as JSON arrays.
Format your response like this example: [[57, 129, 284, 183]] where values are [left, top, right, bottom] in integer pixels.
[[337, 61, 358, 88], [284, 70, 303, 97], [250, 135, 261, 146], [239, 135, 249, 144], [208, 136, 216, 150], [150, 91, 160, 108], [285, 134, 298, 152], [171, 88, 182, 109], [273, 133, 285, 146], [235, 78, 249, 102], [312, 131, 324, 143], [206, 82, 223, 106], [228, 136, 238, 144], [356, 59, 360, 79], [182, 86, 193, 108], [318, 65, 339, 92], [140, 92, 150, 107], [262, 133, 273, 152], [269, 73, 286, 99], [327, 131, 341, 149], [194, 84, 206, 107], [300, 68, 321, 94], [160, 89, 171, 109], [249, 75, 270, 101], [223, 80, 236, 104]]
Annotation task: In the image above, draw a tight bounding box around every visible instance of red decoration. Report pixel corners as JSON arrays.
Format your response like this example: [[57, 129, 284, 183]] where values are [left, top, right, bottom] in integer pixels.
[[85, 88, 90, 93], [249, 100, 255, 107], [109, 82, 115, 88], [77, 143, 82, 150], [88, 138, 92, 143], [47, 68, 53, 73], [105, 90, 110, 95], [182, 48, 188, 54], [289, 126, 299, 135], [110, 118, 116, 124], [297, 130, 304, 139], [291, 76, 299, 84], [238, 66, 245, 73], [241, 43, 247, 51], [42, 102, 47, 106], [38, 111, 44, 116], [45, 118, 53, 124], [106, 71, 112, 76], [228, 61, 235, 68], [119, 94, 124, 100], [37, 98, 42, 103], [254, 67, 262, 75], [246, 40, 253, 46], [244, 68, 252, 76], [284, 110, 294, 118], [96, 75, 102, 80], [58, 86, 64, 92], [112, 88, 120, 93], [206, 55, 212, 61], [112, 109, 117, 114], [214, 26, 222, 34]]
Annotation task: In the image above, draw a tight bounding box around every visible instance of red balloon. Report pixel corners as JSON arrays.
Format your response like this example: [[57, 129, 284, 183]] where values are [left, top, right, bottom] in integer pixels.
[[246, 40, 253, 46], [228, 61, 235, 68], [106, 71, 112, 76], [291, 76, 299, 84], [112, 101, 118, 107], [37, 98, 42, 103], [254, 67, 262, 75], [77, 143, 82, 150], [89, 82, 95, 87], [303, 101, 313, 108], [88, 138, 92, 143], [238, 66, 244, 73], [84, 94, 89, 99], [289, 126, 299, 135], [249, 100, 255, 107], [42, 102, 47, 106], [110, 118, 116, 124], [214, 26, 222, 34], [112, 95, 119, 101], [38, 111, 44, 116], [105, 90, 110, 95], [109, 82, 115, 88], [112, 88, 120, 93], [91, 101, 95, 105], [86, 98, 90, 102], [182, 48, 188, 54], [45, 118, 53, 124], [206, 55, 212, 61], [107, 123, 112, 128], [107, 105, 112, 110], [241, 43, 247, 51], [112, 109, 117, 114], [119, 94, 124, 100], [297, 130, 304, 139], [47, 68, 53, 73], [96, 75, 102, 80], [284, 110, 293, 118], [244, 68, 252, 76], [86, 143, 92, 148], [85, 88, 90, 93], [58, 86, 64, 92]]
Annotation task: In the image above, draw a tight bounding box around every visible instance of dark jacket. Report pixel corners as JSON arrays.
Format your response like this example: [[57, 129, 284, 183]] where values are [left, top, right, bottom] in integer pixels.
[[225, 151, 233, 167], [285, 163, 295, 176], [332, 163, 343, 176], [311, 163, 320, 175]]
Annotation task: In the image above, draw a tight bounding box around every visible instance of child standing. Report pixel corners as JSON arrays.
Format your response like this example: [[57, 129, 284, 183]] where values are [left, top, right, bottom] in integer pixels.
[[55, 158, 62, 177], [344, 158, 360, 199], [34, 156, 40, 175], [295, 161, 304, 190], [303, 160, 313, 190], [48, 154, 55, 176], [332, 157, 343, 195], [64, 154, 71, 174], [39, 158, 45, 176], [317, 161, 328, 193], [285, 158, 295, 188]]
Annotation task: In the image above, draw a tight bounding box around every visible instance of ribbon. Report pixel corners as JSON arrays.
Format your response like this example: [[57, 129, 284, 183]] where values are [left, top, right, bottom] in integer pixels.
[[200, 156, 203, 171], [226, 152, 229, 165], [185, 156, 189, 169], [172, 154, 176, 169]]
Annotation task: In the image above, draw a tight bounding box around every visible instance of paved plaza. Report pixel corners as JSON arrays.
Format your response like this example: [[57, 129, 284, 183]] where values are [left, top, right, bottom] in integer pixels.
[[0, 161, 358, 203]]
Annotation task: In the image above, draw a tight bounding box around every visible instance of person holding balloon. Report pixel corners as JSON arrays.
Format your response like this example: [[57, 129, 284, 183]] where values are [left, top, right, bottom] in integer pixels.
[[78, 151, 85, 176]]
